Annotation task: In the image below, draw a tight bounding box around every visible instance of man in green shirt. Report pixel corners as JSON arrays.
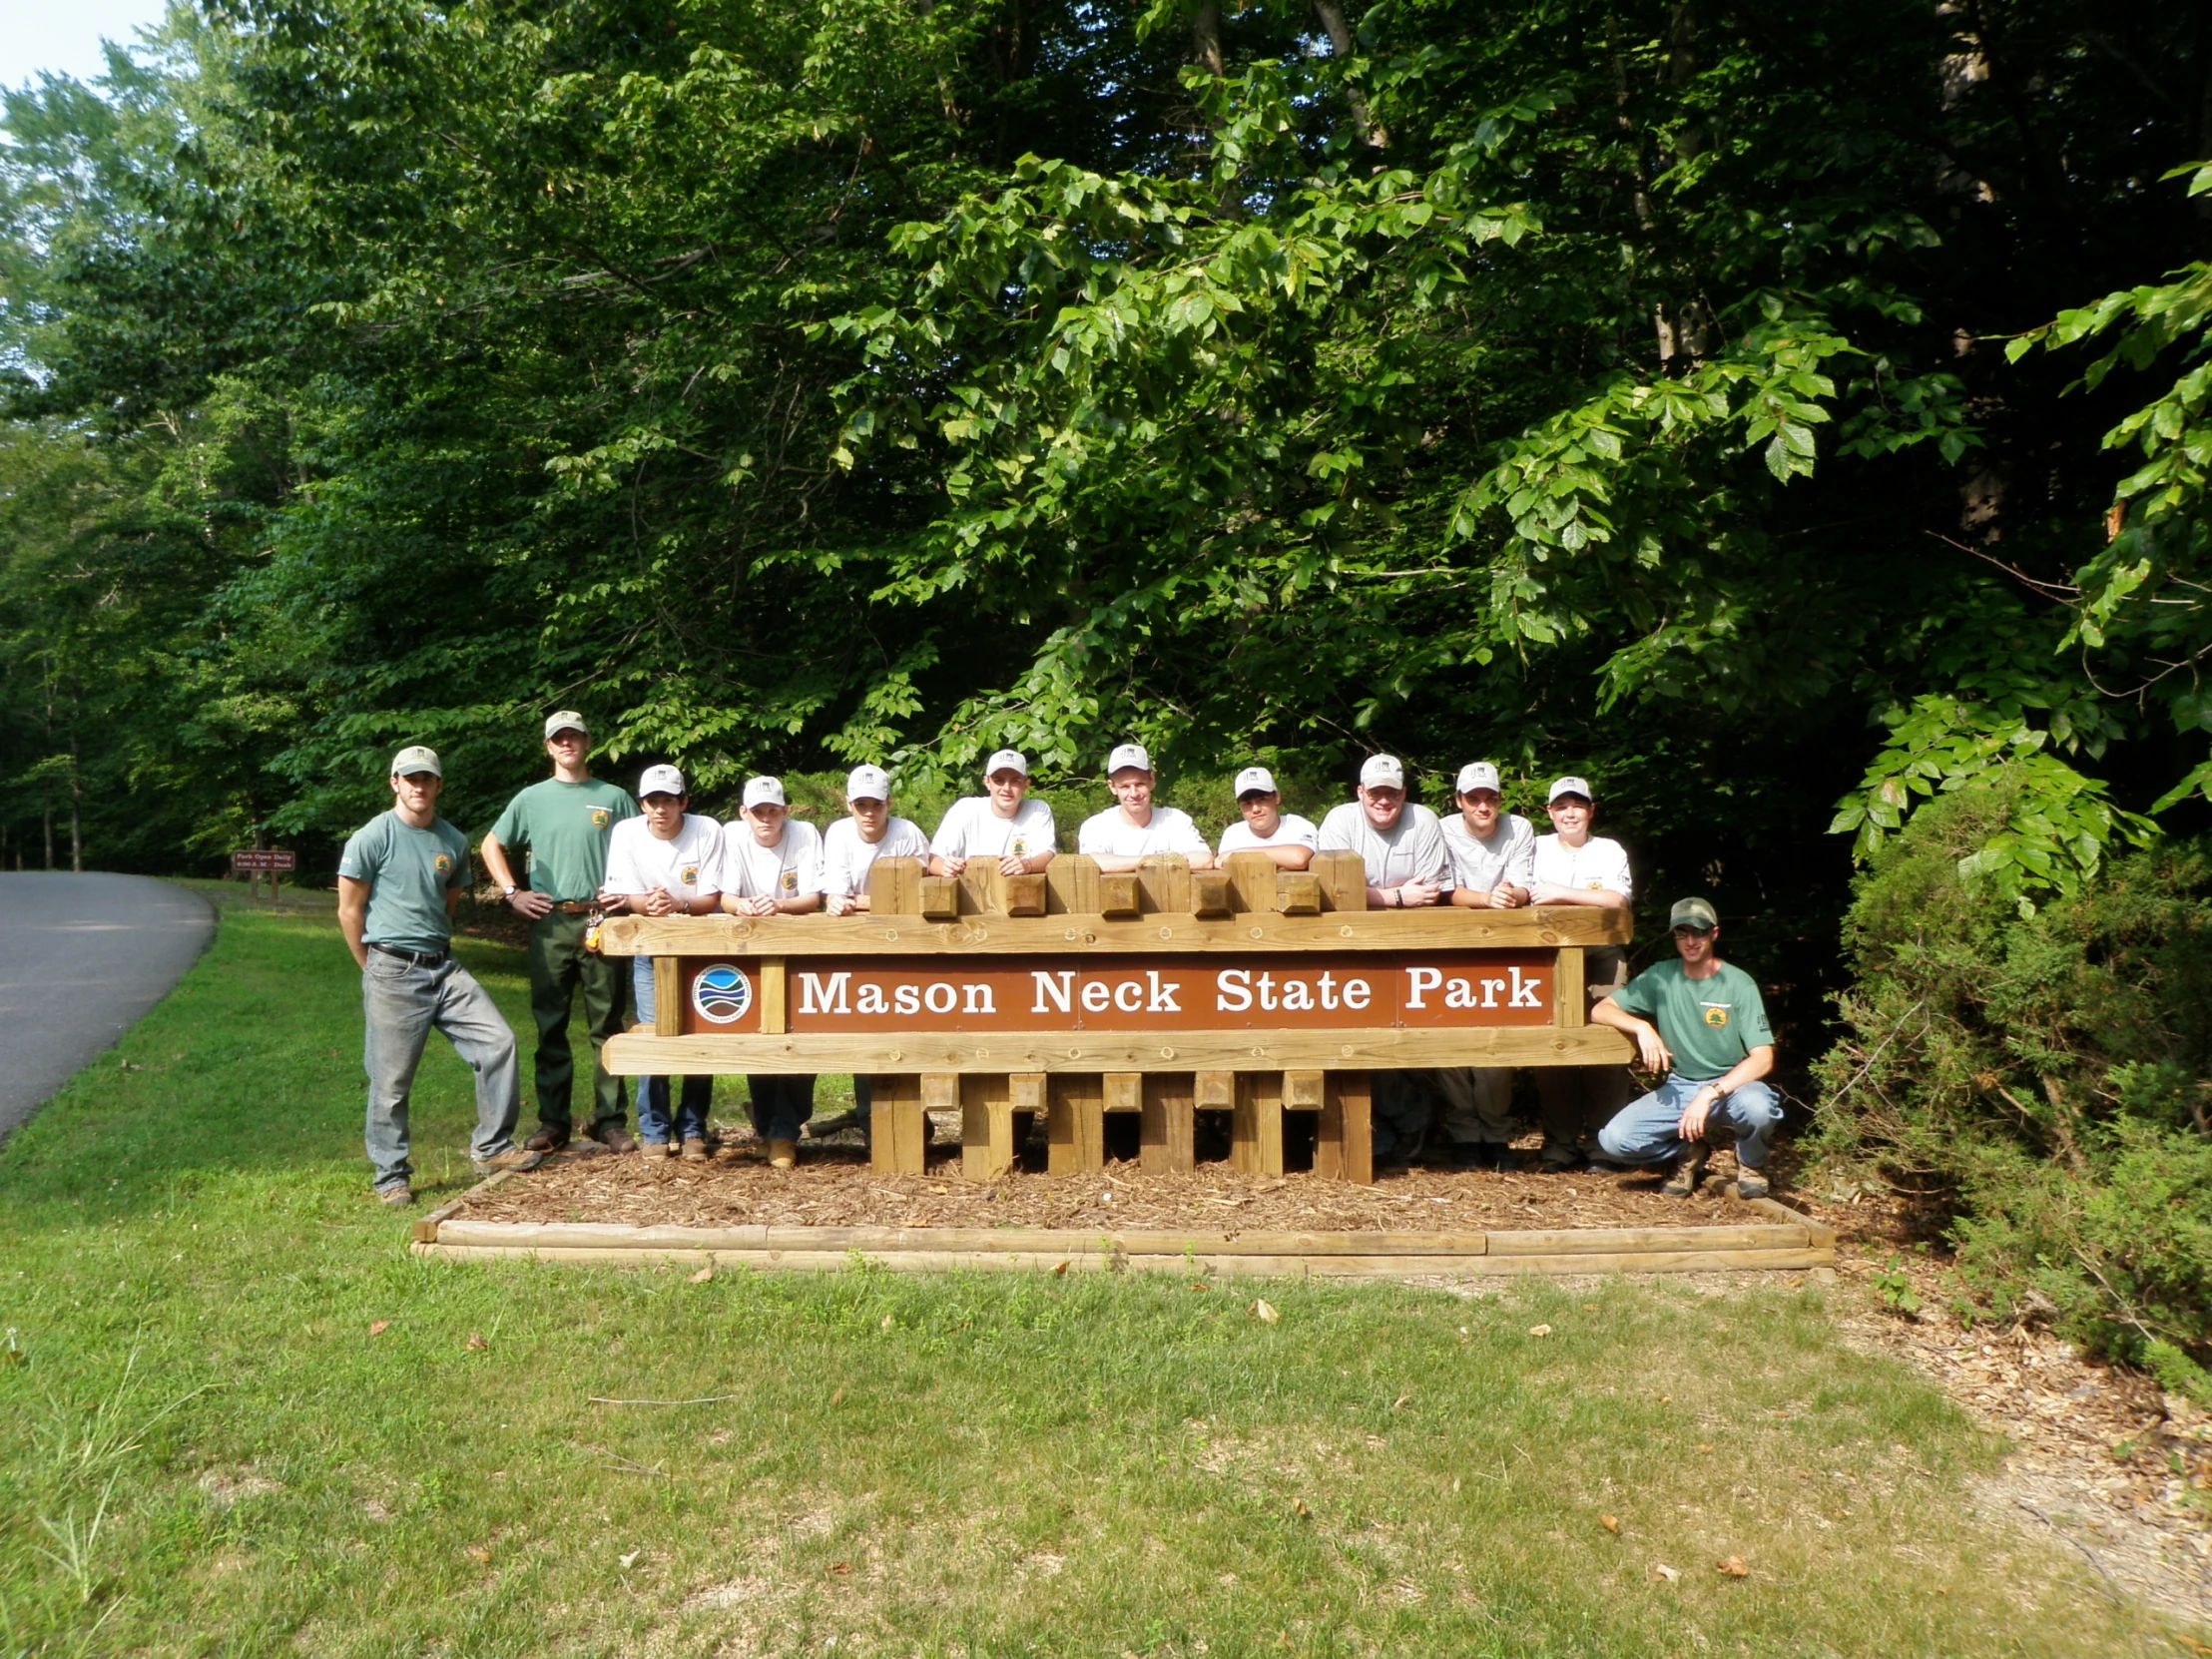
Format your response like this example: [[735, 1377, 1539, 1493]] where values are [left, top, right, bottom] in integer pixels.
[[1591, 896, 1783, 1199], [480, 712, 640, 1152], [337, 746, 541, 1205]]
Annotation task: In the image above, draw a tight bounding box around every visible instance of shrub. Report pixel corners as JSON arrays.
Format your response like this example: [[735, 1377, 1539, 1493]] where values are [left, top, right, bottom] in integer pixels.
[[1812, 781, 2212, 1394]]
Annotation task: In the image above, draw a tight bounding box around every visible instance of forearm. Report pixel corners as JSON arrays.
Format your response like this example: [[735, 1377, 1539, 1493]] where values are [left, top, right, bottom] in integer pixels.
[[1090, 852, 1141, 872], [1258, 845, 1314, 869], [1587, 998, 1646, 1039], [337, 881, 369, 968], [1711, 1046, 1776, 1095], [1019, 849, 1055, 873], [774, 892, 823, 914], [1528, 883, 1628, 908], [479, 834, 521, 890]]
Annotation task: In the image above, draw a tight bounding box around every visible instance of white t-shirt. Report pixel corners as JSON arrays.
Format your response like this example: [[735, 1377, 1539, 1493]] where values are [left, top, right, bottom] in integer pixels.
[[1439, 813, 1537, 894], [1318, 802, 1452, 888], [1077, 805, 1211, 859], [928, 796, 1057, 862], [822, 815, 931, 898], [1532, 832, 1633, 900], [602, 814, 723, 901], [712, 820, 825, 901], [1217, 814, 1320, 856]]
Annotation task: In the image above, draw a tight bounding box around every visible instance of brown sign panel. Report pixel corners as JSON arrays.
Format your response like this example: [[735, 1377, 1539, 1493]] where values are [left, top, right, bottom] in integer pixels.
[[231, 849, 296, 871], [678, 953, 1556, 1037]]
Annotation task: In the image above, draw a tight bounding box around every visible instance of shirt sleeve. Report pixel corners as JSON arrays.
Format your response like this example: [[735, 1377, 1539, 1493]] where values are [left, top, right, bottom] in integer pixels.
[[790, 825, 825, 896], [823, 823, 860, 897], [1317, 805, 1357, 850], [444, 828, 472, 888], [1029, 801, 1059, 851], [1413, 813, 1452, 887], [613, 789, 640, 822], [928, 800, 969, 860], [691, 822, 724, 896], [336, 821, 378, 882], [489, 793, 527, 850], [1505, 821, 1537, 886], [1611, 967, 1662, 1020], [1163, 810, 1210, 856], [1076, 811, 1112, 856], [1598, 838, 1634, 899], [601, 823, 641, 894], [1735, 974, 1776, 1047]]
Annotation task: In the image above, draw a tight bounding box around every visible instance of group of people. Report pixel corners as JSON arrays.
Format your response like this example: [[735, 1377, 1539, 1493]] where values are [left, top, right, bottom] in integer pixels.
[[335, 715, 1783, 1207]]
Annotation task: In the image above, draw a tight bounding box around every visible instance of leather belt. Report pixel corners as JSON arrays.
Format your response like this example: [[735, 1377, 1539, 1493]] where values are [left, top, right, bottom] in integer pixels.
[[369, 942, 449, 967], [548, 900, 598, 914]]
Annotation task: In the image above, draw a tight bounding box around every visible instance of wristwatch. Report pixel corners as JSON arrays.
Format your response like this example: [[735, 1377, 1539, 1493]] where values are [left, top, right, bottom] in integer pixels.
[[502, 884, 517, 898]]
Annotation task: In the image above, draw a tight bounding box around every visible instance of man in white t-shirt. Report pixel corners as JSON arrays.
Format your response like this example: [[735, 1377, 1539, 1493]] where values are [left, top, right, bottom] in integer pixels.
[[1528, 774, 1634, 1171], [928, 750, 1057, 876], [1317, 755, 1451, 909], [822, 765, 930, 916], [601, 764, 723, 1159], [810, 765, 930, 1148], [1432, 762, 1539, 1167], [1214, 766, 1318, 867], [712, 777, 823, 1168], [1317, 755, 1453, 1164], [1077, 743, 1215, 870]]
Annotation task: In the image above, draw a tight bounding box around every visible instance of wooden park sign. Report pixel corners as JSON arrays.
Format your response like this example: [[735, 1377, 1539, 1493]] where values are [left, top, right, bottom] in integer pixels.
[[598, 849, 1633, 1186], [231, 846, 296, 898]]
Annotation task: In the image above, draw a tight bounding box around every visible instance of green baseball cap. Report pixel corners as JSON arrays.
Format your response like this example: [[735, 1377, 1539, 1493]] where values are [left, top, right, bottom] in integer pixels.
[[1669, 896, 1719, 931]]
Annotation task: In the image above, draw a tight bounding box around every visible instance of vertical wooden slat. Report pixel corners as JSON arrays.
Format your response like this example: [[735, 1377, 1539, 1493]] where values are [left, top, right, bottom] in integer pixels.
[[955, 862, 1003, 917], [1097, 873, 1141, 918], [960, 1073, 1016, 1181], [1553, 945, 1586, 1028], [866, 855, 922, 916], [653, 956, 682, 1037], [1190, 869, 1235, 917], [868, 1075, 926, 1175], [1313, 850, 1369, 912], [1231, 1072, 1285, 1176], [917, 875, 961, 919], [1102, 1072, 1144, 1113], [1316, 1071, 1374, 1185], [1135, 855, 1192, 915], [1140, 1073, 1196, 1174], [1197, 1068, 1238, 1163], [759, 958, 788, 1035], [1001, 873, 1047, 916], [1047, 1074, 1105, 1174], [1222, 850, 1279, 916], [1275, 871, 1323, 914], [1045, 853, 1101, 916]]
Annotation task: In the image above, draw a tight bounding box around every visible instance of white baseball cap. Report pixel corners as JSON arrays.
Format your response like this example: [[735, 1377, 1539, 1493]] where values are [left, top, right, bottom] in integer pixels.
[[1455, 762, 1501, 796], [1548, 775, 1594, 804], [638, 764, 686, 798], [391, 745, 442, 778], [543, 710, 589, 740], [845, 764, 891, 802], [1234, 765, 1278, 798], [1107, 742, 1152, 776], [983, 749, 1029, 779], [1359, 755, 1405, 791], [742, 776, 788, 809]]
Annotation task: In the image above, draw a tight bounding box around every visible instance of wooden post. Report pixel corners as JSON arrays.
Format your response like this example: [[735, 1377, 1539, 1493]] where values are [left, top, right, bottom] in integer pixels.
[[960, 1073, 1015, 1181], [1097, 873, 1141, 918], [1009, 1070, 1046, 1150], [867, 856, 923, 916], [653, 956, 682, 1038], [1230, 1071, 1285, 1176], [918, 875, 961, 919], [868, 1075, 926, 1175], [1190, 868, 1235, 917], [1002, 873, 1047, 916], [1045, 854, 1100, 915], [1313, 850, 1368, 911], [759, 958, 788, 1036], [1316, 1071, 1374, 1185], [1103, 1072, 1144, 1114], [1134, 854, 1191, 915], [1553, 945, 1585, 1028], [1195, 1068, 1237, 1161], [1140, 1073, 1195, 1174], [1223, 850, 1279, 915], [921, 1073, 960, 1158], [1275, 871, 1323, 914], [1047, 1074, 1105, 1174]]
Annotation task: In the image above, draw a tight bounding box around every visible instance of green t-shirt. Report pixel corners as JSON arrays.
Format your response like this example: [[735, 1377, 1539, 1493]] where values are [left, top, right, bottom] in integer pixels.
[[1611, 958, 1774, 1081], [337, 812, 472, 952], [488, 778, 638, 900]]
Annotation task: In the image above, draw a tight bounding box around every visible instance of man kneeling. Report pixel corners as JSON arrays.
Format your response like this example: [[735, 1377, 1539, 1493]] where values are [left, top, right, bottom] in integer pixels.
[[1590, 897, 1783, 1199]]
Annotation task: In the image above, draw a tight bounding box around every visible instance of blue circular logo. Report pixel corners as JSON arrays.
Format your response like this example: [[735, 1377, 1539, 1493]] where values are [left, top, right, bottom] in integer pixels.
[[691, 963, 753, 1025]]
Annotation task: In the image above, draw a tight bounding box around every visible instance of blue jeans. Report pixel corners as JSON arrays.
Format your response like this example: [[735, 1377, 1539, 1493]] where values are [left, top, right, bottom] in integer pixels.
[[631, 957, 713, 1144], [1597, 1075, 1784, 1170], [362, 950, 521, 1192]]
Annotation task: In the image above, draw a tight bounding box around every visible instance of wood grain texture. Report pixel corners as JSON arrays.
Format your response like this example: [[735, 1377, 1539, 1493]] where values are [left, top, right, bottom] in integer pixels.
[[758, 958, 787, 1036], [1140, 1072, 1196, 1174], [867, 856, 922, 917], [602, 905, 1631, 957], [603, 1023, 1634, 1077], [867, 1075, 926, 1175], [1231, 1071, 1285, 1176], [1552, 945, 1584, 1029], [1313, 849, 1368, 911], [1316, 1071, 1373, 1185], [653, 955, 682, 1038], [1046, 1073, 1105, 1174]]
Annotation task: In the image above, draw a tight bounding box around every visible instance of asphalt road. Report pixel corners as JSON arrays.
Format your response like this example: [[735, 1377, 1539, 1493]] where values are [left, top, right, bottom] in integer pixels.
[[0, 872, 214, 1144]]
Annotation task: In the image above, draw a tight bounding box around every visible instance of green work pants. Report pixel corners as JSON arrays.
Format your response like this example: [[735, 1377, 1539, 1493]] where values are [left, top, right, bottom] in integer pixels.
[[527, 910, 628, 1135]]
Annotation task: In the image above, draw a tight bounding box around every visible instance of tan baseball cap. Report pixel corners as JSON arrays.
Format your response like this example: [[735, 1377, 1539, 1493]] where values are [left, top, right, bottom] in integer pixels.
[[543, 711, 589, 740], [391, 745, 442, 778], [1359, 755, 1405, 791]]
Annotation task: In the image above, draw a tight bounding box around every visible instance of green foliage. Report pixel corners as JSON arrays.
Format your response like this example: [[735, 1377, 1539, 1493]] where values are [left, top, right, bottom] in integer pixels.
[[1813, 786, 2212, 1390]]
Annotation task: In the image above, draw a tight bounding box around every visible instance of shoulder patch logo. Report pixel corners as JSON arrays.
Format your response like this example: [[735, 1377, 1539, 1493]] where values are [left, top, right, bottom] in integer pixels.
[[780, 867, 799, 893], [433, 852, 454, 874], [589, 807, 612, 830], [1702, 1003, 1730, 1028], [680, 863, 699, 887]]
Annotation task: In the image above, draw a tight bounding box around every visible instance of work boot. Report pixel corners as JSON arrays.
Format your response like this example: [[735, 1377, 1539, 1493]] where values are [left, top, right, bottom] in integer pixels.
[[593, 1121, 639, 1155], [1660, 1147, 1709, 1198], [472, 1147, 547, 1177], [1537, 1140, 1583, 1174], [377, 1184, 414, 1208], [1735, 1163, 1771, 1200], [767, 1138, 798, 1170], [524, 1126, 570, 1153], [681, 1136, 710, 1163]]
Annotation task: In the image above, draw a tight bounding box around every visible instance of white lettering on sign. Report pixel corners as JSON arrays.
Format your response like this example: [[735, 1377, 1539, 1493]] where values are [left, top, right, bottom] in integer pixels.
[[1344, 977, 1372, 1009], [1509, 966, 1541, 1008], [1033, 970, 1073, 1013], [964, 983, 995, 1014], [798, 971, 850, 1014], [1148, 970, 1180, 1012], [1406, 966, 1442, 1008]]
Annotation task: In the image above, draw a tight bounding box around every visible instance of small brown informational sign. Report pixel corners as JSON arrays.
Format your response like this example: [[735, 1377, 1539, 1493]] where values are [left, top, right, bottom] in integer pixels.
[[678, 952, 1557, 1037], [230, 849, 297, 872]]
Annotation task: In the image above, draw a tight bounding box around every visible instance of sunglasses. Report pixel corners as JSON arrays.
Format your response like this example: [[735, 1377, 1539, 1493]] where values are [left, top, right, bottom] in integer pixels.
[[1672, 924, 1714, 938]]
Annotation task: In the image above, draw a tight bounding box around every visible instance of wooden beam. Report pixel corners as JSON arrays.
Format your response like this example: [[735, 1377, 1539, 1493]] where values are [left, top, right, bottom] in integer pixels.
[[605, 1023, 1635, 1078], [1103, 1072, 1143, 1113], [1283, 1069, 1325, 1111], [1140, 1073, 1195, 1174], [1315, 1071, 1373, 1185], [1097, 872, 1141, 918], [867, 1075, 926, 1176], [1231, 1072, 1285, 1176], [1002, 873, 1047, 916], [918, 875, 961, 920], [758, 958, 788, 1036], [1135, 855, 1192, 915], [600, 905, 1632, 956], [1046, 1073, 1104, 1174], [653, 955, 682, 1038], [1313, 850, 1367, 912], [1275, 872, 1322, 914], [867, 856, 923, 917], [1190, 869, 1235, 918], [1044, 854, 1100, 916], [1221, 851, 1279, 915], [960, 1073, 1016, 1181], [1553, 945, 1584, 1028]]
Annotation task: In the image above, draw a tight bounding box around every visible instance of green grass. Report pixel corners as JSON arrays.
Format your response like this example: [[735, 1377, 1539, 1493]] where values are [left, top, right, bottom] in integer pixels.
[[0, 898, 2185, 1656]]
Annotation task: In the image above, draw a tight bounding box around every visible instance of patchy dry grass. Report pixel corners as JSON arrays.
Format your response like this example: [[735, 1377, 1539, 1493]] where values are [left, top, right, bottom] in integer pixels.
[[0, 901, 2195, 1656]]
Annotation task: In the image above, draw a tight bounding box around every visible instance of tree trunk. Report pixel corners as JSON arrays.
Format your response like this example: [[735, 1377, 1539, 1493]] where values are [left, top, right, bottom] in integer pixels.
[[1192, 1, 1224, 78], [1312, 0, 1386, 148], [42, 786, 54, 870]]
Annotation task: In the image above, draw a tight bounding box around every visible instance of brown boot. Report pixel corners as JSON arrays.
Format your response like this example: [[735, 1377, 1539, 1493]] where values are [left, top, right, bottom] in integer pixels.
[[524, 1126, 571, 1153], [593, 1121, 639, 1155], [681, 1136, 710, 1163], [767, 1138, 798, 1169]]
